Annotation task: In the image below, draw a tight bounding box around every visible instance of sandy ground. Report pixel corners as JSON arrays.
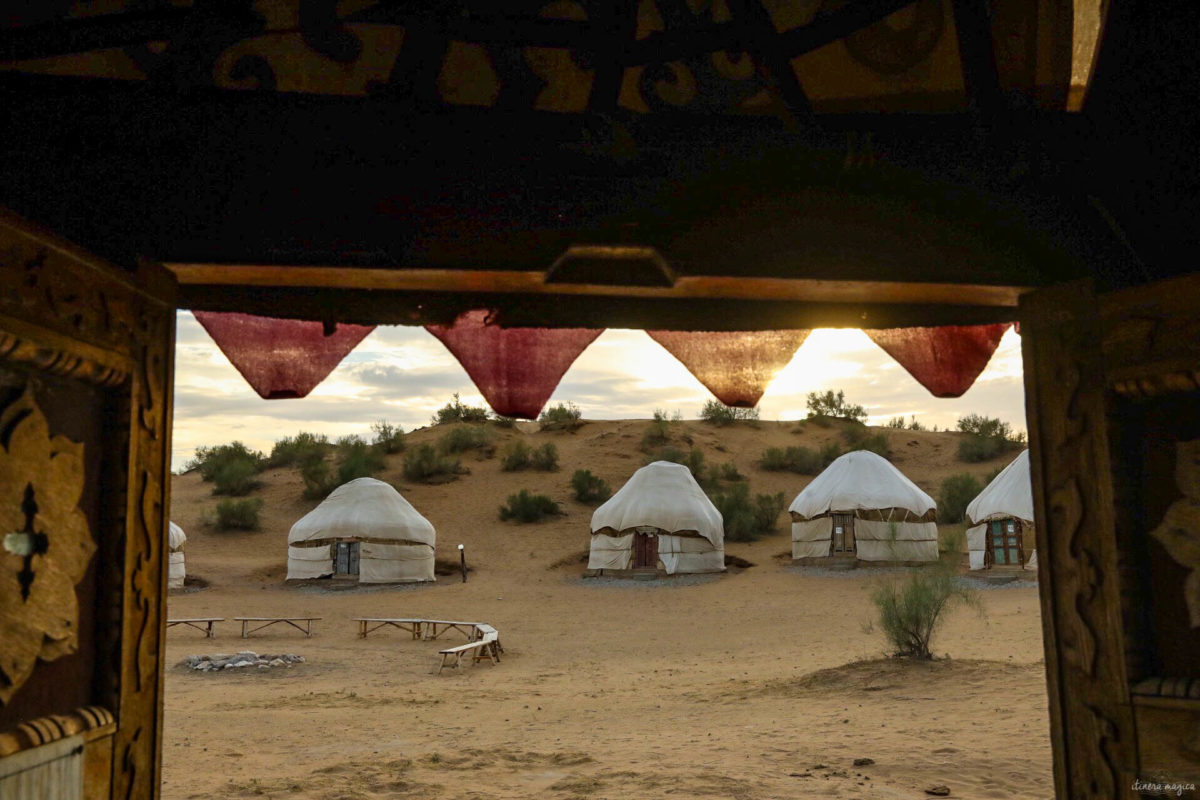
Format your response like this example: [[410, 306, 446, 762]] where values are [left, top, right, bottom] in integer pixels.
[[163, 420, 1051, 799]]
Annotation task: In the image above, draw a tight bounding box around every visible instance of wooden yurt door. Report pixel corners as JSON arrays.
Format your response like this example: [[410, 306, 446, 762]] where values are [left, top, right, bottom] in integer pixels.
[[831, 514, 856, 555], [988, 520, 1021, 566], [335, 542, 361, 575], [632, 530, 658, 569]]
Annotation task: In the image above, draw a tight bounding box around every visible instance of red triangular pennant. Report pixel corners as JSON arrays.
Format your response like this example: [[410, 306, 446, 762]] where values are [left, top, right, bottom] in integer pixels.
[[192, 311, 375, 399], [646, 330, 810, 407], [866, 323, 1012, 398], [425, 310, 603, 419]]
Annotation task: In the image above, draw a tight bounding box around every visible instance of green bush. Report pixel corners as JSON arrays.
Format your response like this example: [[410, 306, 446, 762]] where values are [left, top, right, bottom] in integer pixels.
[[845, 429, 892, 458], [957, 435, 1003, 462], [711, 483, 786, 542], [538, 402, 583, 432], [402, 444, 463, 483], [641, 411, 673, 450], [438, 425, 492, 455], [939, 473, 983, 524], [759, 446, 822, 474], [571, 470, 612, 504], [432, 393, 491, 425], [187, 441, 265, 480], [370, 420, 406, 454], [211, 458, 261, 496], [337, 438, 386, 484], [806, 390, 867, 423], [907, 417, 926, 432], [955, 414, 1025, 463], [699, 400, 759, 426], [300, 453, 336, 500], [868, 570, 979, 659], [500, 441, 532, 471], [645, 445, 687, 466], [819, 441, 844, 467], [491, 415, 517, 429], [214, 498, 264, 531], [885, 416, 907, 429], [717, 461, 742, 482], [499, 489, 562, 523], [531, 443, 559, 471], [268, 432, 330, 467]]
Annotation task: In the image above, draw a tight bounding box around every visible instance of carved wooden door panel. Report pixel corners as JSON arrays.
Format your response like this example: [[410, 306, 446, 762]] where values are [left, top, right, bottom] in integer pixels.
[[1022, 276, 1200, 798], [0, 211, 175, 800]]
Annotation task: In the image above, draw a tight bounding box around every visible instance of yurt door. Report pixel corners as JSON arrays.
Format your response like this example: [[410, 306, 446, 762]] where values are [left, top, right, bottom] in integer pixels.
[[335, 542, 361, 576], [988, 521, 1021, 566], [831, 514, 856, 555], [632, 528, 658, 569]]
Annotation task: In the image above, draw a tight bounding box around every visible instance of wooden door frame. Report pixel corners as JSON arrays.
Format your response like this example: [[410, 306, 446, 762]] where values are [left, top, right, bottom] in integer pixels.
[[0, 211, 175, 799], [830, 513, 856, 555]]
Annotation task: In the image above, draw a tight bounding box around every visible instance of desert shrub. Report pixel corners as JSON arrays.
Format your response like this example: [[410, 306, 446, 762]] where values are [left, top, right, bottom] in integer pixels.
[[868, 570, 979, 659], [370, 420, 406, 454], [571, 470, 611, 504], [907, 417, 926, 431], [845, 430, 892, 458], [531, 443, 559, 471], [269, 432, 330, 467], [711, 483, 786, 542], [299, 454, 336, 500], [210, 458, 261, 496], [491, 415, 517, 429], [538, 402, 583, 432], [699, 400, 759, 427], [337, 438, 386, 484], [500, 441, 532, 471], [956, 414, 1025, 463], [438, 425, 492, 455], [402, 444, 462, 483], [957, 435, 1003, 463], [645, 445, 687, 466], [806, 389, 867, 423], [499, 489, 562, 522], [214, 498, 264, 531], [939, 473, 983, 524], [759, 446, 822, 474], [819, 441, 844, 467], [432, 393, 491, 425], [641, 410, 674, 450], [717, 461, 742, 481], [188, 442, 265, 481], [885, 416, 907, 429]]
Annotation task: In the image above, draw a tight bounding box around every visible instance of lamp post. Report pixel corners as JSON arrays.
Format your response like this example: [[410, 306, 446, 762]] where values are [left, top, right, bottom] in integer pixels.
[[458, 543, 467, 583]]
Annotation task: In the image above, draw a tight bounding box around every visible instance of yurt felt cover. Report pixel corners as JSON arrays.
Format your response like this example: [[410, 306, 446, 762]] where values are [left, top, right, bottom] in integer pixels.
[[866, 323, 1011, 398], [425, 309, 602, 419], [287, 478, 436, 583], [168, 521, 187, 551], [966, 450, 1034, 525], [168, 521, 186, 589], [590, 461, 723, 545], [788, 450, 936, 520], [646, 330, 809, 408], [193, 311, 375, 399]]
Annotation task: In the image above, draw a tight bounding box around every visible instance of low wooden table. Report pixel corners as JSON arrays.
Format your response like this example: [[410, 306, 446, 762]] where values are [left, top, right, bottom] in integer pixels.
[[166, 618, 223, 638], [234, 617, 321, 638]]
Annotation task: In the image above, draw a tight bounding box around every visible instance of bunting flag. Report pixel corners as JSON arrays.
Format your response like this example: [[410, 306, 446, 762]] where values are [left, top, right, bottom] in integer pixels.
[[425, 310, 603, 419], [865, 323, 1013, 398], [646, 329, 811, 407], [192, 311, 375, 399]]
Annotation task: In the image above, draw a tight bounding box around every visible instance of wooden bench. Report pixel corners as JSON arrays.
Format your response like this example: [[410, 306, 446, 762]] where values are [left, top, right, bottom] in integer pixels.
[[233, 617, 321, 638], [438, 628, 501, 674], [352, 618, 427, 639], [421, 619, 483, 641], [166, 618, 223, 638]]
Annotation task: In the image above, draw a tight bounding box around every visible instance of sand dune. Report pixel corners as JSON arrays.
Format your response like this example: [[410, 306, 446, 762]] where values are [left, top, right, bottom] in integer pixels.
[[164, 419, 1050, 799]]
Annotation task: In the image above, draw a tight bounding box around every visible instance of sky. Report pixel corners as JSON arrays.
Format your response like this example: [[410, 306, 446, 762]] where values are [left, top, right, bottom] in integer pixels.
[[171, 311, 1027, 473]]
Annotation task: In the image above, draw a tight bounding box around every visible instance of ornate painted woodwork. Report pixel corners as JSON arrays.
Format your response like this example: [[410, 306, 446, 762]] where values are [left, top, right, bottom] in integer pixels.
[[0, 209, 175, 800]]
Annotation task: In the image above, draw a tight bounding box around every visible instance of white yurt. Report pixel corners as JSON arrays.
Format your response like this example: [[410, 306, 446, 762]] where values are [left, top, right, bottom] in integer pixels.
[[287, 477, 436, 583], [588, 461, 725, 575], [789, 450, 938, 563], [966, 450, 1035, 569], [168, 521, 187, 589]]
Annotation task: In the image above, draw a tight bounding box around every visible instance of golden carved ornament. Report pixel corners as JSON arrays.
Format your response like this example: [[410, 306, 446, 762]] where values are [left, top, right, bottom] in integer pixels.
[[0, 386, 93, 705]]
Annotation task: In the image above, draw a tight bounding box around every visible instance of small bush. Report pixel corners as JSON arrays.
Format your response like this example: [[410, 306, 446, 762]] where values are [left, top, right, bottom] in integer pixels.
[[759, 446, 822, 474], [819, 442, 844, 467], [641, 413, 673, 450], [432, 393, 491, 425], [531, 443, 559, 471], [402, 444, 463, 483], [907, 417, 926, 432], [500, 441, 532, 471], [187, 442, 266, 490], [958, 435, 1003, 462], [806, 390, 867, 423], [491, 415, 517, 429], [646, 445, 687, 466], [711, 482, 786, 542], [956, 414, 1025, 463], [939, 473, 983, 524], [885, 416, 907, 429], [214, 498, 264, 531], [571, 470, 612, 504], [269, 432, 330, 467], [211, 458, 261, 496], [868, 570, 979, 659], [337, 438, 386, 484], [699, 400, 759, 427], [370, 420, 406, 454], [499, 489, 562, 523], [299, 453, 336, 500], [717, 461, 742, 482], [846, 430, 891, 458], [438, 425, 492, 455], [538, 402, 583, 432]]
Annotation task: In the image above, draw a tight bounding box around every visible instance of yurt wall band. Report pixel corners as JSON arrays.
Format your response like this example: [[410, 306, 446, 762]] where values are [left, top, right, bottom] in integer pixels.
[[167, 521, 187, 589], [587, 533, 634, 570], [792, 517, 833, 559]]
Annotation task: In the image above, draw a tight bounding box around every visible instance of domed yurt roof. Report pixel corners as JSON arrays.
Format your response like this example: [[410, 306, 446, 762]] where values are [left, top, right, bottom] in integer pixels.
[[168, 521, 187, 551], [590, 461, 723, 546], [967, 450, 1033, 526], [288, 477, 435, 547], [788, 450, 936, 520]]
